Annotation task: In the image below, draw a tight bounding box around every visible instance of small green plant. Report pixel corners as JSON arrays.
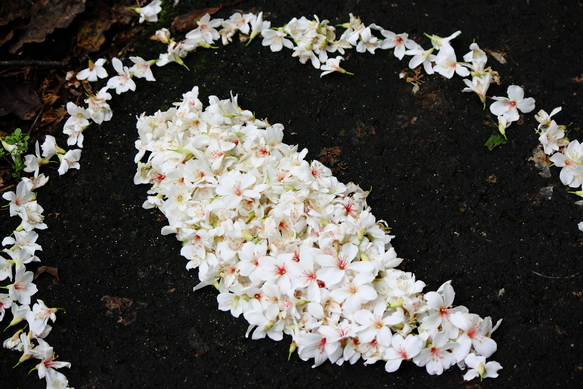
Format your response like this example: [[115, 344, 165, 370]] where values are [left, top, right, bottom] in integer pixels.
[[1, 128, 30, 179]]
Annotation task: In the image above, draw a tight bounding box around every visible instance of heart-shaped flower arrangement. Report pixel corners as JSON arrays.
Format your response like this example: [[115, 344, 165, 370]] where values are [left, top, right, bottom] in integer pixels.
[[9, 3, 580, 387], [127, 8, 521, 380]]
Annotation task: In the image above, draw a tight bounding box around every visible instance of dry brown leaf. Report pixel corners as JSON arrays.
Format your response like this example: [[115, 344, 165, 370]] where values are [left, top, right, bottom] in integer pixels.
[[528, 146, 552, 178], [40, 106, 67, 126], [34, 266, 60, 281], [7, 0, 86, 54], [76, 18, 111, 53], [41, 93, 60, 106], [484, 48, 507, 64]]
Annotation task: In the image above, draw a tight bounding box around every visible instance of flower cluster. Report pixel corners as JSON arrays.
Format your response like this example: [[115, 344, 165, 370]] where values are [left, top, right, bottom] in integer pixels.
[[134, 87, 502, 379], [533, 108, 583, 229], [1, 176, 72, 388], [146, 11, 537, 144]]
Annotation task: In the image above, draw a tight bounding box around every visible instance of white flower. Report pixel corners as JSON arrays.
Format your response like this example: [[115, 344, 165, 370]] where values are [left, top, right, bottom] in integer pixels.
[[384, 334, 425, 373], [34, 338, 71, 379], [356, 27, 381, 54], [463, 353, 502, 381], [76, 58, 108, 81], [292, 44, 320, 69], [58, 149, 82, 175], [413, 330, 458, 375], [215, 172, 266, 209], [404, 44, 436, 74], [420, 280, 468, 339], [26, 300, 58, 337], [329, 271, 378, 314], [63, 102, 91, 147], [258, 253, 301, 295], [463, 43, 488, 74], [41, 135, 65, 159], [380, 30, 415, 59], [450, 312, 498, 361], [129, 56, 156, 81], [133, 0, 162, 23], [150, 28, 171, 44], [0, 293, 13, 321], [354, 302, 401, 347], [462, 73, 492, 105], [490, 85, 536, 122], [535, 107, 562, 130], [549, 140, 583, 187], [185, 13, 223, 44], [320, 56, 354, 77], [20, 201, 48, 231], [538, 120, 565, 155], [243, 298, 284, 341], [425, 30, 461, 57], [247, 12, 271, 45], [85, 87, 113, 124], [23, 141, 49, 175], [433, 51, 470, 79], [8, 265, 38, 305], [261, 28, 293, 52], [2, 178, 36, 217], [2, 230, 42, 255], [106, 57, 136, 94]]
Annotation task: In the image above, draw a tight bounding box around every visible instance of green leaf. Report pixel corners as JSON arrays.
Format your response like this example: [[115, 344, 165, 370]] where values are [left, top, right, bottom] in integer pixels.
[[484, 134, 508, 151]]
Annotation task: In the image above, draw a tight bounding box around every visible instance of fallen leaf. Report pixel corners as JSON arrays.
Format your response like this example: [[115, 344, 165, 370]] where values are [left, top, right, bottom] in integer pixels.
[[41, 93, 59, 106], [528, 145, 552, 178], [484, 48, 507, 64], [0, 79, 42, 120], [484, 134, 508, 151], [40, 106, 68, 126], [76, 18, 111, 53], [7, 0, 86, 54], [34, 266, 60, 281], [101, 295, 145, 325]]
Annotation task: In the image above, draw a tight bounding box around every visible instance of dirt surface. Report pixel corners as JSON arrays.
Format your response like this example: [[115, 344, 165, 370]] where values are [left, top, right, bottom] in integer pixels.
[[1, 0, 583, 388]]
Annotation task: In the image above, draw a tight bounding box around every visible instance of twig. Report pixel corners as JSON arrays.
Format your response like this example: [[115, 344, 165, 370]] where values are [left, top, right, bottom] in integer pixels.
[[0, 60, 70, 68], [531, 270, 580, 279]]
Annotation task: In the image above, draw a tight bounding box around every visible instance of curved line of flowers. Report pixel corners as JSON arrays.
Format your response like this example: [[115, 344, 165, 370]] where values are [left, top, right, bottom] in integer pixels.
[[1, 2, 579, 387]]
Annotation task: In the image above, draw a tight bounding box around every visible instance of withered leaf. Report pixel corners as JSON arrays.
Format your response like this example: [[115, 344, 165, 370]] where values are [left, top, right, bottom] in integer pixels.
[[41, 106, 67, 126], [7, 0, 86, 54], [76, 18, 111, 53], [41, 93, 59, 106], [34, 266, 60, 281], [484, 48, 508, 64], [0, 79, 42, 120]]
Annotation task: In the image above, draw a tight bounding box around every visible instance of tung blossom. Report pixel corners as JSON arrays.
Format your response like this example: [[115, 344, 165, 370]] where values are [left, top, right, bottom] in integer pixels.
[[106, 57, 136, 94], [463, 353, 503, 381], [490, 85, 536, 122], [215, 172, 267, 209], [320, 56, 354, 77], [8, 265, 38, 305], [132, 0, 162, 23], [76, 58, 108, 81]]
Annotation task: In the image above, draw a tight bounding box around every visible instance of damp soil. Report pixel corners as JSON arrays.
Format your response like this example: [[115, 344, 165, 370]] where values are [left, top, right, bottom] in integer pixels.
[[1, 1, 583, 388]]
